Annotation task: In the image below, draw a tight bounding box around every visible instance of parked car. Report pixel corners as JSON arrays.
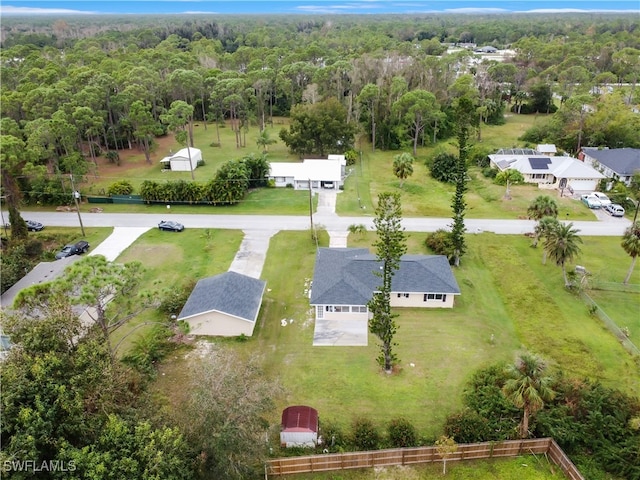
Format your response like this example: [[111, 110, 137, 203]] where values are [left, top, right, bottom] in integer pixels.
[[591, 192, 612, 206], [55, 240, 90, 259], [605, 203, 625, 217], [581, 194, 602, 209], [158, 220, 185, 232], [25, 220, 44, 231], [3, 220, 45, 231]]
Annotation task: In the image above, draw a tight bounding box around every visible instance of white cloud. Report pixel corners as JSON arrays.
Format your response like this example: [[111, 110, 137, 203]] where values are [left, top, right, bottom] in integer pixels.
[[0, 5, 97, 15], [444, 8, 510, 13], [296, 3, 384, 13]]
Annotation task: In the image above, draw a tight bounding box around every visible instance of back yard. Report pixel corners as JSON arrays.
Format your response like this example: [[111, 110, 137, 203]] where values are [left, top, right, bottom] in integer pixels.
[[142, 228, 639, 440]]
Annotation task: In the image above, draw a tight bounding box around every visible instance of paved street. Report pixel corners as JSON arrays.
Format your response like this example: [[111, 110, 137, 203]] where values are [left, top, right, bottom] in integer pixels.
[[9, 210, 632, 236]]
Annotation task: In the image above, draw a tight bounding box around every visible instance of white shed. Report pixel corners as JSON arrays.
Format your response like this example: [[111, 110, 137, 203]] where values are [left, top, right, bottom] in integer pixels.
[[280, 406, 319, 448], [160, 147, 202, 172]]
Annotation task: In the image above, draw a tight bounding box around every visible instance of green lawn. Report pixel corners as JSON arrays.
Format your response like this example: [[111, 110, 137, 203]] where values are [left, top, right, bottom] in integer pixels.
[[224, 230, 640, 440], [77, 113, 597, 221], [112, 227, 244, 352], [338, 114, 595, 220], [284, 455, 566, 479], [82, 118, 298, 196]]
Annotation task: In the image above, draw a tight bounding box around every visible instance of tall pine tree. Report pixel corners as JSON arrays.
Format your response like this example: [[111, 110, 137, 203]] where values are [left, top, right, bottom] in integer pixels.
[[368, 192, 407, 373], [450, 97, 475, 267]]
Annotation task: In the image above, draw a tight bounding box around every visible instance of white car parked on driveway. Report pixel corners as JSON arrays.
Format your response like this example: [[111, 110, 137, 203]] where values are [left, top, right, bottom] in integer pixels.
[[591, 192, 611, 206]]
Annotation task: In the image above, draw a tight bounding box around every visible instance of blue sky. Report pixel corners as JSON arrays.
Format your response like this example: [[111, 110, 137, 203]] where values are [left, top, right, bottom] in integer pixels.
[[1, 1, 638, 16]]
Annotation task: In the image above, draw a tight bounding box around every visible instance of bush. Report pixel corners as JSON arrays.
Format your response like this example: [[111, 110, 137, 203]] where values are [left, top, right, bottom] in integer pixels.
[[158, 282, 194, 317], [428, 152, 458, 183], [107, 180, 134, 196], [350, 417, 380, 451], [425, 229, 455, 262], [320, 421, 345, 452], [344, 149, 358, 166], [482, 167, 499, 179], [386, 417, 418, 447], [468, 145, 493, 168], [121, 325, 174, 376], [444, 409, 492, 443]]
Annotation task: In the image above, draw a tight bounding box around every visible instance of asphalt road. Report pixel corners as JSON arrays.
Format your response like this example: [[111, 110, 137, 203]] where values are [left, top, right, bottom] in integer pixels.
[[8, 210, 632, 237]]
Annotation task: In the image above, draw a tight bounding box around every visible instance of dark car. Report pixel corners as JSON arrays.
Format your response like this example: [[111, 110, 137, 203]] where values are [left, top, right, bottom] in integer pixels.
[[55, 240, 90, 260], [26, 220, 44, 231], [158, 220, 184, 232]]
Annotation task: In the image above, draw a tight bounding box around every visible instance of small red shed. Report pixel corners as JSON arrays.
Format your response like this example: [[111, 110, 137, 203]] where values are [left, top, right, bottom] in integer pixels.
[[280, 405, 319, 448]]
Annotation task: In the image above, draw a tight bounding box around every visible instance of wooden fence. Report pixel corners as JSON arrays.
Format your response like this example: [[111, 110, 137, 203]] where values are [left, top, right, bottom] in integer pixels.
[[267, 437, 584, 479]]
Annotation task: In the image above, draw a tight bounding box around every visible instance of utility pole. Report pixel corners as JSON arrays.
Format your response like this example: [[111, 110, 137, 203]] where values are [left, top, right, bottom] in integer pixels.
[[308, 179, 314, 238], [69, 174, 86, 237]]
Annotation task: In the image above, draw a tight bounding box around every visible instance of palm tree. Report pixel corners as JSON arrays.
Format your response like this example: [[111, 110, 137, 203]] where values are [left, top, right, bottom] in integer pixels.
[[502, 352, 555, 439], [544, 222, 582, 287], [533, 216, 560, 253], [392, 152, 414, 189], [256, 129, 276, 153], [527, 195, 559, 221], [622, 221, 640, 284]]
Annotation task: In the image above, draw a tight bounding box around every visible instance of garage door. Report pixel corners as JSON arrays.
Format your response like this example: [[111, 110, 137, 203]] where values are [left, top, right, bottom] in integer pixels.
[[569, 180, 597, 191]]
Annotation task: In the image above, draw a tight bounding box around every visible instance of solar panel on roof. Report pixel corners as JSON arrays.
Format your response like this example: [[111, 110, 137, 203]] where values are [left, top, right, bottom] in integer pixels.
[[529, 157, 551, 170]]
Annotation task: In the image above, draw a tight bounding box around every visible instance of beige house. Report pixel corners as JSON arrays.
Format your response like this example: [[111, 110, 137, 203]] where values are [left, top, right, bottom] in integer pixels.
[[178, 271, 266, 337], [489, 148, 604, 193], [309, 248, 460, 322]]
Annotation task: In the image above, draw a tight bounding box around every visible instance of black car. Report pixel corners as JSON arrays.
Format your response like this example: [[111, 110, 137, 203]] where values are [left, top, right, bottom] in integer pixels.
[[158, 220, 185, 232], [26, 220, 44, 231], [55, 240, 90, 260]]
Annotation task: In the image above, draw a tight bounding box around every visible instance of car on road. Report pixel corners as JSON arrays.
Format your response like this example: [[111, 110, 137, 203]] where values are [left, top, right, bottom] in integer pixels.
[[604, 203, 625, 217], [158, 220, 185, 232], [55, 240, 90, 259], [581, 194, 602, 209], [591, 192, 612, 206], [26, 220, 44, 231]]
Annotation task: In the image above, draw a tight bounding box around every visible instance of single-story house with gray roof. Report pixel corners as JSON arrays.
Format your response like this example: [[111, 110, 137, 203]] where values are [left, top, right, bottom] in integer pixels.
[[489, 149, 604, 192], [579, 147, 640, 186], [309, 248, 460, 321], [178, 271, 266, 337]]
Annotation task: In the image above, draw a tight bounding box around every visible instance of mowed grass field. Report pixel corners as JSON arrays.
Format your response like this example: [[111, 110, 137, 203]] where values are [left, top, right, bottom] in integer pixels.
[[78, 113, 596, 220], [285, 455, 566, 479], [153, 229, 640, 440]]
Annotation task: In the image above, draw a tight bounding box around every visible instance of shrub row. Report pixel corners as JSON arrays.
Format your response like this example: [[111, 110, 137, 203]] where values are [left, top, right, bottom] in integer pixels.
[[139, 153, 270, 205]]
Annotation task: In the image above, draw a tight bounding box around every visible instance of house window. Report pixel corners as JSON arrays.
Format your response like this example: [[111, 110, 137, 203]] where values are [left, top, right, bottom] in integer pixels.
[[317, 306, 324, 319], [424, 293, 446, 301], [397, 293, 410, 298], [334, 306, 348, 313], [276, 176, 285, 183], [325, 306, 333, 312], [353, 306, 367, 313]]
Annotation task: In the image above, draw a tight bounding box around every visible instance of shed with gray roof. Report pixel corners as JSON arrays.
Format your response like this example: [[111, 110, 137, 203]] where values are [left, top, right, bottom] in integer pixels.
[[309, 248, 460, 321], [178, 271, 266, 337]]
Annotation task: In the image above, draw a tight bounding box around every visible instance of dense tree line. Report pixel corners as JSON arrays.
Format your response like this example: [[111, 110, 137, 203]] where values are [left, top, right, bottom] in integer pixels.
[[444, 362, 640, 480]]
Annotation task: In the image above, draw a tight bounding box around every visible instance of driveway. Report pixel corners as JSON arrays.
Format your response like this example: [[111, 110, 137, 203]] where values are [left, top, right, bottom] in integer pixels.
[[89, 227, 151, 261], [228, 229, 278, 279]]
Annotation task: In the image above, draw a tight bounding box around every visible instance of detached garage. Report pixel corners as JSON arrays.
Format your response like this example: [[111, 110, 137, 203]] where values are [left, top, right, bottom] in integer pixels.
[[177, 271, 266, 337], [280, 406, 319, 448], [160, 147, 202, 172]]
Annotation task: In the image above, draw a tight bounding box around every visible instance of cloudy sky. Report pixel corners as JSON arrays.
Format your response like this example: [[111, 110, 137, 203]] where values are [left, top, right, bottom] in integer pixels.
[[1, 0, 638, 16]]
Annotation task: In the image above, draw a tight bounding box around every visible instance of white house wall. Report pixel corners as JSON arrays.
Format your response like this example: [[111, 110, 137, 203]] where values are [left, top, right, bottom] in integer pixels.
[[169, 160, 192, 172], [186, 310, 255, 336], [391, 292, 455, 308]]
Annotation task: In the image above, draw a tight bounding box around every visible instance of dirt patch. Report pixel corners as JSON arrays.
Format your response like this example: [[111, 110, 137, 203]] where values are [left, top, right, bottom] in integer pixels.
[[117, 244, 183, 268]]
